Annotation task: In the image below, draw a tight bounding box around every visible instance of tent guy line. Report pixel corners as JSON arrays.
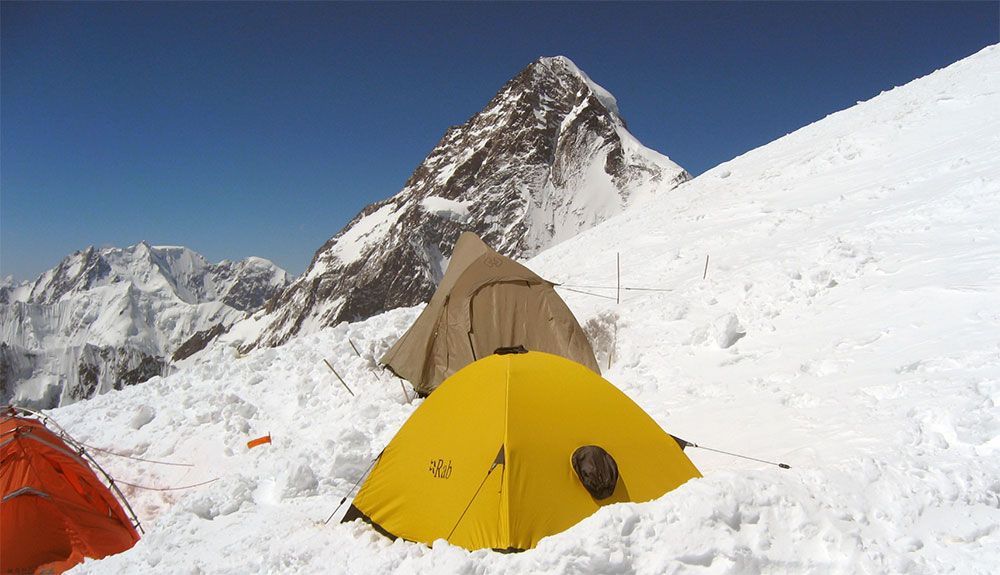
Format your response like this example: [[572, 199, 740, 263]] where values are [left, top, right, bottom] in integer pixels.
[[113, 477, 221, 492], [673, 436, 792, 469], [75, 441, 194, 467], [557, 286, 619, 301], [555, 284, 675, 293]]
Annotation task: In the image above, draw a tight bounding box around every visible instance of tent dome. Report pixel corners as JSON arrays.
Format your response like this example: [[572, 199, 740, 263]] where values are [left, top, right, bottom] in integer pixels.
[[1, 411, 140, 573], [344, 351, 700, 551], [381, 232, 600, 396]]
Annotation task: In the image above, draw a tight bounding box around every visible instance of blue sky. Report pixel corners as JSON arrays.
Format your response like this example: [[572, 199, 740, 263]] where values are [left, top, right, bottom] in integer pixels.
[[2, 2, 997, 281]]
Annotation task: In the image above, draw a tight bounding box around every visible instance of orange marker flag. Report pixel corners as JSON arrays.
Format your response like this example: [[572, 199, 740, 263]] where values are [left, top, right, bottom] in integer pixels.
[[247, 434, 272, 449]]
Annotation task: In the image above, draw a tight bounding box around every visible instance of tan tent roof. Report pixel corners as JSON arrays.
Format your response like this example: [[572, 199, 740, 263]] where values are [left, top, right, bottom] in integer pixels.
[[381, 232, 600, 395]]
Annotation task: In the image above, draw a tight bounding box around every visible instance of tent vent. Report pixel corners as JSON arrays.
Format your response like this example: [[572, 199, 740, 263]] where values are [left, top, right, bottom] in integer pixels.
[[495, 345, 528, 355], [572, 445, 619, 500], [493, 445, 506, 465]]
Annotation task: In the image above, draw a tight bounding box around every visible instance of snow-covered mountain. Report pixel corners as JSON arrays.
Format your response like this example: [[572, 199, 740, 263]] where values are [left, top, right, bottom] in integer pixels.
[[49, 45, 1000, 574], [0, 242, 289, 407], [247, 55, 689, 349]]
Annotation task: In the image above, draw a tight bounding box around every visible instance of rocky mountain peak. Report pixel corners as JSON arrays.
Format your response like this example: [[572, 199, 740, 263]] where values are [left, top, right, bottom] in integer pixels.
[[245, 55, 690, 349], [527, 55, 621, 117]]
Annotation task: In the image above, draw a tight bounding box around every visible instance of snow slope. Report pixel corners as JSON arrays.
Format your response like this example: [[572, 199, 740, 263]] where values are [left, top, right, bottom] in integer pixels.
[[50, 45, 1000, 574]]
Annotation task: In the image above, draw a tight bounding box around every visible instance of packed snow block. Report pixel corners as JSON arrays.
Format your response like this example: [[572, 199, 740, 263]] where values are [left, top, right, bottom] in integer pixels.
[[714, 314, 747, 348], [130, 405, 156, 430], [281, 461, 319, 498], [691, 313, 747, 349], [584, 311, 620, 368]]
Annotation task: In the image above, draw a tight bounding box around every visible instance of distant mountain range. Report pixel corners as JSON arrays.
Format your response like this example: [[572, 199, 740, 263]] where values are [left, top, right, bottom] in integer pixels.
[[1, 242, 288, 407]]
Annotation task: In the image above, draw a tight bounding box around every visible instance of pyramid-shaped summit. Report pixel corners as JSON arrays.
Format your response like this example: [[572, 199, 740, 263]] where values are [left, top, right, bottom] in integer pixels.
[[249, 55, 690, 349]]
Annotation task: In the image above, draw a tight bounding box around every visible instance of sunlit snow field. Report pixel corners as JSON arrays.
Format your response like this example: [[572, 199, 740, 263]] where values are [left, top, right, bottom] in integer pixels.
[[56, 46, 1000, 574]]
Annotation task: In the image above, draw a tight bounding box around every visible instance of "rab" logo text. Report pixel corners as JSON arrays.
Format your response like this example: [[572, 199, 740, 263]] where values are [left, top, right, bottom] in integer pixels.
[[429, 459, 452, 479]]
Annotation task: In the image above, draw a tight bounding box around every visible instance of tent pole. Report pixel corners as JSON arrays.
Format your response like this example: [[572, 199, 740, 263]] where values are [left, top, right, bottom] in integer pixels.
[[467, 332, 478, 360], [447, 460, 501, 539]]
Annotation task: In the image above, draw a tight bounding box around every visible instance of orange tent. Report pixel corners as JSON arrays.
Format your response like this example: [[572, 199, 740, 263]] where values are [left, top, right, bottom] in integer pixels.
[[1, 410, 140, 574]]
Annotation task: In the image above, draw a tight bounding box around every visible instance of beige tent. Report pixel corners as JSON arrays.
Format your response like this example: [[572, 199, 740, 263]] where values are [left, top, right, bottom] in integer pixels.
[[381, 232, 599, 396]]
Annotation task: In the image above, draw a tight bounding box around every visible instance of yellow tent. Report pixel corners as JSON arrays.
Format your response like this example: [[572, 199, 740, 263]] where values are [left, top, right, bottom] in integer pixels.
[[343, 350, 700, 551]]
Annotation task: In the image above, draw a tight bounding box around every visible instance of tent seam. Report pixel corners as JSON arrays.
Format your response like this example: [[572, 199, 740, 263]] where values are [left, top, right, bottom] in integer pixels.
[[502, 355, 512, 549]]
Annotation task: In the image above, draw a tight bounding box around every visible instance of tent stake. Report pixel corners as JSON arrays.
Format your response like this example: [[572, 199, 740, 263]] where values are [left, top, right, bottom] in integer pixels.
[[703, 255, 710, 280], [323, 359, 355, 397], [396, 376, 411, 404], [348, 339, 362, 358]]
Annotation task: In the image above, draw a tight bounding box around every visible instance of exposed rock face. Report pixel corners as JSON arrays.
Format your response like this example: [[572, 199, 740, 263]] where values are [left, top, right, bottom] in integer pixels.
[[1, 243, 289, 407], [172, 323, 228, 362], [248, 55, 690, 349]]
